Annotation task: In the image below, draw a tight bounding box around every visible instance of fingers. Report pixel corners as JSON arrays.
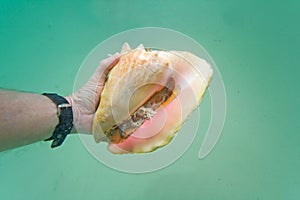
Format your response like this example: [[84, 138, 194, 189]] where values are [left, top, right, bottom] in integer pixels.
[[87, 53, 120, 107], [98, 52, 120, 71], [94, 52, 120, 86], [93, 53, 120, 83], [97, 53, 119, 85]]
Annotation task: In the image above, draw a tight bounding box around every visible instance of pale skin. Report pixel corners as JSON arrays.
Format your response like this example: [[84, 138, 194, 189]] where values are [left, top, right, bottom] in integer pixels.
[[0, 53, 120, 152]]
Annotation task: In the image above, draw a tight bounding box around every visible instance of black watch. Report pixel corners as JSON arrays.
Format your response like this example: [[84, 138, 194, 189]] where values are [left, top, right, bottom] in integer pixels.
[[43, 93, 74, 148]]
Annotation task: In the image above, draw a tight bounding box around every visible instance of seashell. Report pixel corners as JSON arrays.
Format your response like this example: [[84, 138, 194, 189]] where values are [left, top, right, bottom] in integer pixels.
[[92, 43, 213, 154]]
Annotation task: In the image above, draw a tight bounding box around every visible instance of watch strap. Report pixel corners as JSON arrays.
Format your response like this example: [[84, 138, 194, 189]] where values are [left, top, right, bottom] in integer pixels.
[[43, 93, 73, 148]]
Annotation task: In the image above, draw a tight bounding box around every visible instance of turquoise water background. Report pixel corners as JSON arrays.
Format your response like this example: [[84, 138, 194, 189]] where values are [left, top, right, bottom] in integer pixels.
[[1, 1, 299, 199]]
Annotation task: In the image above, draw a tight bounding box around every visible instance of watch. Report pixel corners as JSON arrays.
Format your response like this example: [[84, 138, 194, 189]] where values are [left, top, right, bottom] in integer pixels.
[[43, 93, 74, 148]]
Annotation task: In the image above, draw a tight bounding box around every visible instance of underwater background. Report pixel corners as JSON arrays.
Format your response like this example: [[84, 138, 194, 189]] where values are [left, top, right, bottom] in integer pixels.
[[0, 0, 299, 199]]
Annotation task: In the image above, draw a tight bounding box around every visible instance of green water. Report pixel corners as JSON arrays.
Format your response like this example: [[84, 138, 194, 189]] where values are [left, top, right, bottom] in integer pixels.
[[0, 1, 299, 199]]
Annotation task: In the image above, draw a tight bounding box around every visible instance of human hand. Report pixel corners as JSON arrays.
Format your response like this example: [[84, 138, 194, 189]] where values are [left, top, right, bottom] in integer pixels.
[[65, 53, 120, 134]]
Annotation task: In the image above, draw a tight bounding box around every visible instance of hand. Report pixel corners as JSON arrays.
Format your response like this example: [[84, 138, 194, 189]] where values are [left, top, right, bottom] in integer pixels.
[[66, 53, 120, 134]]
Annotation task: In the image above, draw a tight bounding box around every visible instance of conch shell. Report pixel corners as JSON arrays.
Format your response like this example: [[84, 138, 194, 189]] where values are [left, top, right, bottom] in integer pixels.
[[92, 43, 213, 154]]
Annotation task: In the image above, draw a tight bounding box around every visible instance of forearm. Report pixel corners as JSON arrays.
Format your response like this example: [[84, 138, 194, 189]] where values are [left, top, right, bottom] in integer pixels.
[[0, 90, 59, 151], [0, 54, 119, 152]]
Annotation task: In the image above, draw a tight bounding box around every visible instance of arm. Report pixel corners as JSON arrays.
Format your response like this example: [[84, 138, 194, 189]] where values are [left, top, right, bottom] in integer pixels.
[[0, 53, 119, 152], [0, 90, 58, 151]]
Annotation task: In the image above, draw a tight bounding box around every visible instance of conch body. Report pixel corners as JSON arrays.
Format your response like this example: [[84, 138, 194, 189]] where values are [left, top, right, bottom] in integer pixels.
[[92, 43, 213, 154]]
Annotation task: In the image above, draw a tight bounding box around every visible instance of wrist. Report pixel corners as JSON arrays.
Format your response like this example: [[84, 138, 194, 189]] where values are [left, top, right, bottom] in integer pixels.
[[42, 93, 74, 148], [65, 95, 78, 134]]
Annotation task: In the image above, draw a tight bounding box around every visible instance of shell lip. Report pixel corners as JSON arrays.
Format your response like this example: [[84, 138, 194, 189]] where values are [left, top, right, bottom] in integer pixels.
[[104, 77, 177, 144]]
